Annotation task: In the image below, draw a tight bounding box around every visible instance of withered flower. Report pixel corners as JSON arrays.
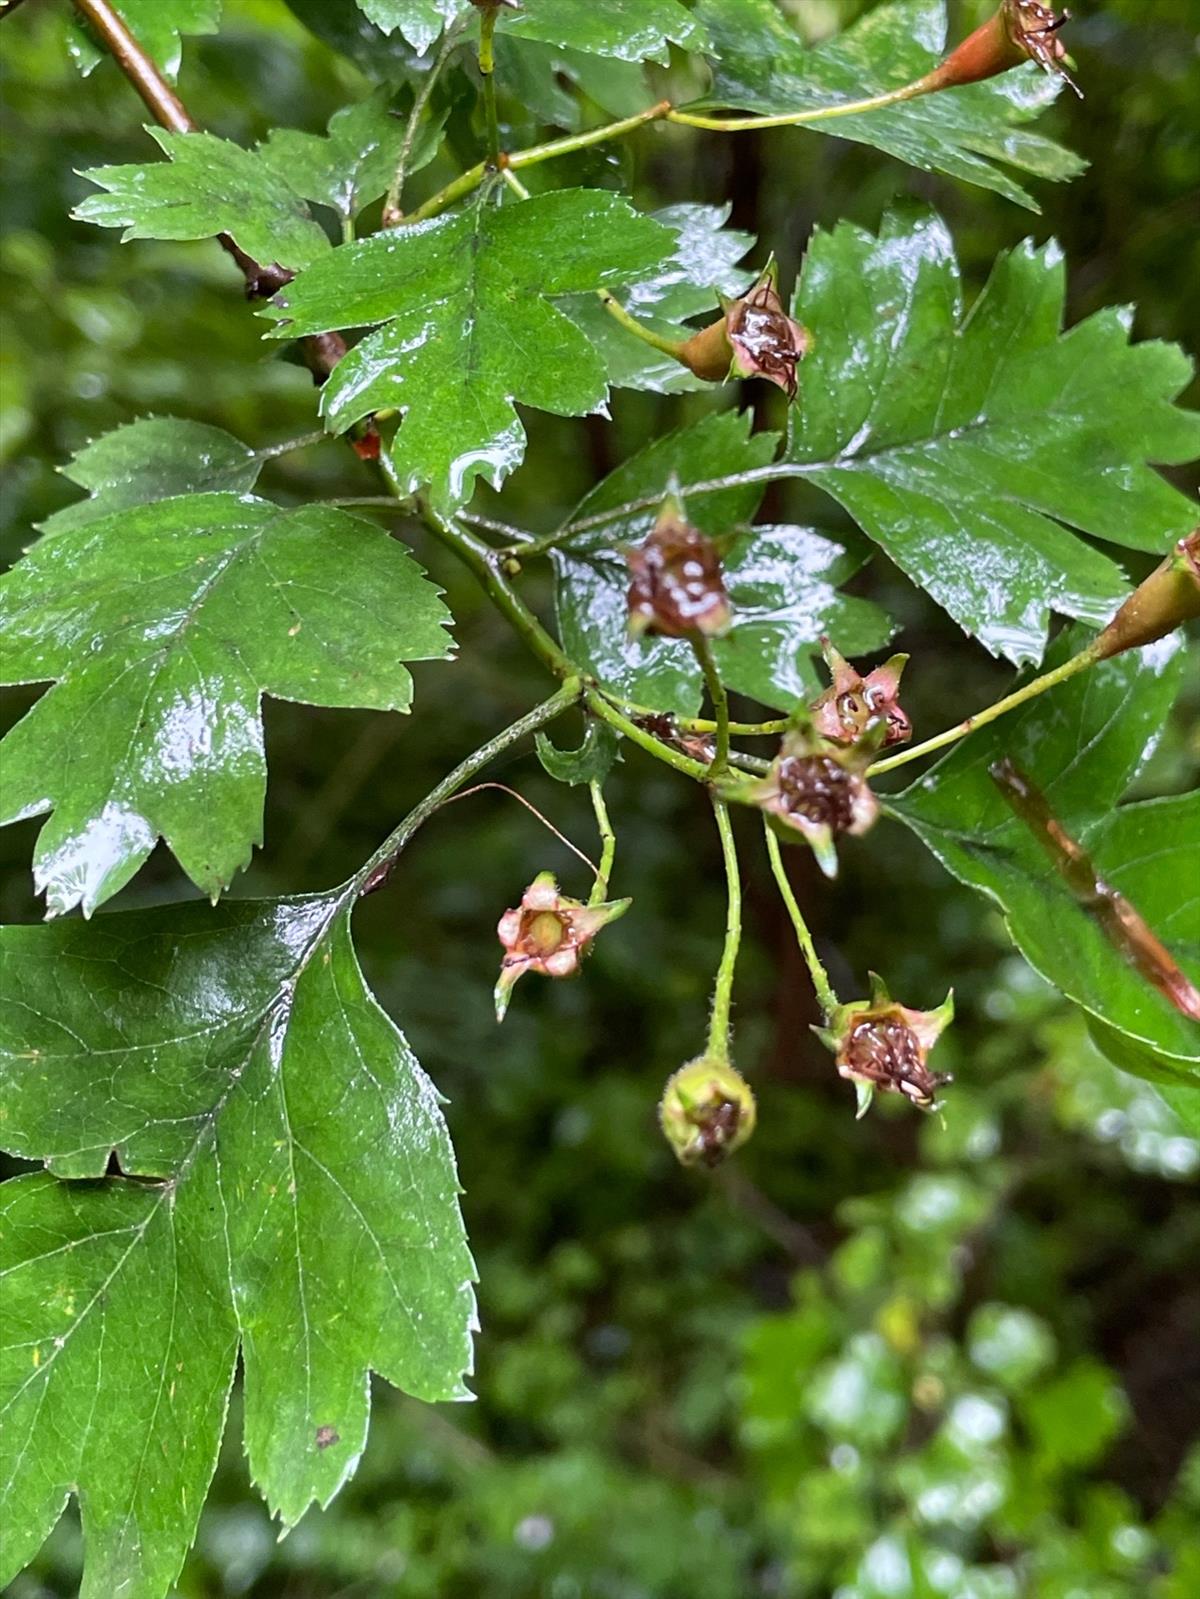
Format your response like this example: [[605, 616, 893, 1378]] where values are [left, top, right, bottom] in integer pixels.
[[930, 2, 1080, 96], [495, 871, 629, 1020], [659, 1056, 757, 1167], [627, 496, 732, 640], [676, 261, 811, 399], [738, 723, 881, 879], [1093, 529, 1200, 660], [814, 974, 954, 1117], [810, 637, 912, 747]]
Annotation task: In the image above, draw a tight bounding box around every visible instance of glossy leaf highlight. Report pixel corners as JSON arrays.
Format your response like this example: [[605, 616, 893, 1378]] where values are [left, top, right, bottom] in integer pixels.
[[786, 210, 1199, 663], [261, 188, 675, 508], [694, 0, 1084, 210], [0, 494, 453, 916], [891, 634, 1198, 1078], [0, 896, 475, 1592], [555, 413, 894, 714]]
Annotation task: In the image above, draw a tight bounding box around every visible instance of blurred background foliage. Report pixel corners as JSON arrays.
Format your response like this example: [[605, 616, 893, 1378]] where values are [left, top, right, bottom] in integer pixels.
[[2, 1, 1198, 1595]]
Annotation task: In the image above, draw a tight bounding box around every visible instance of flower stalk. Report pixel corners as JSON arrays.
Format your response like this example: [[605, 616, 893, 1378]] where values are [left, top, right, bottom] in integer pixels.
[[707, 800, 742, 1065], [763, 822, 839, 1019]]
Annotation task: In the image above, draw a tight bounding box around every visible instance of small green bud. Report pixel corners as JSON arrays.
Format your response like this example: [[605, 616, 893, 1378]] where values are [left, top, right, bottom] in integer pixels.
[[659, 1056, 756, 1167]]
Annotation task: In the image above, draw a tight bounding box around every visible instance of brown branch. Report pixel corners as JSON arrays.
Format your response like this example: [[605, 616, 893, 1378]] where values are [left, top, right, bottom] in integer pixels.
[[71, 0, 345, 378]]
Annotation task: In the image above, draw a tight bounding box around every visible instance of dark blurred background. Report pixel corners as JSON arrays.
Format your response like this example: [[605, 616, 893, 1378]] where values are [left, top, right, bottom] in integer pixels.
[[2, 1, 1199, 1594]]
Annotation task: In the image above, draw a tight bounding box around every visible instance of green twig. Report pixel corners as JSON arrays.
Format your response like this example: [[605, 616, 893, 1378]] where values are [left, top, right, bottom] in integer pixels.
[[383, 14, 467, 224], [869, 641, 1104, 777], [352, 682, 582, 897], [706, 800, 742, 1063], [692, 635, 731, 779], [409, 101, 672, 222], [478, 5, 501, 166], [588, 781, 617, 905], [667, 78, 933, 134], [587, 694, 714, 782], [763, 822, 838, 1018]]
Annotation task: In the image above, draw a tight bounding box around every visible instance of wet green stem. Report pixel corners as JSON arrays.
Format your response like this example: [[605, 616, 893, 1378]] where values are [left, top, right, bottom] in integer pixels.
[[763, 822, 838, 1019], [411, 100, 672, 222], [597, 291, 688, 360], [588, 782, 616, 905], [706, 801, 742, 1064], [692, 636, 731, 779], [478, 7, 501, 167], [869, 640, 1104, 776], [667, 77, 934, 133], [383, 14, 467, 223], [352, 681, 581, 898]]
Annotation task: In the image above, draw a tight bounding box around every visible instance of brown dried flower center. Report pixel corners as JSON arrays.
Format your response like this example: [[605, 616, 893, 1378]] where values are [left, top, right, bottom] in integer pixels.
[[775, 754, 857, 831], [844, 1018, 924, 1079]]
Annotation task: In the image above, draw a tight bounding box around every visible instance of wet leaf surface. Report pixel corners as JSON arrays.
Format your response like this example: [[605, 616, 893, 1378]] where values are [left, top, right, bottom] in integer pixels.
[[360, 0, 706, 61], [39, 417, 261, 534], [694, 0, 1084, 209], [66, 0, 221, 82], [0, 895, 474, 1594], [0, 494, 453, 916], [76, 128, 331, 273], [259, 88, 445, 224], [554, 412, 894, 713], [891, 634, 1199, 1077], [261, 187, 674, 508], [785, 210, 1198, 663]]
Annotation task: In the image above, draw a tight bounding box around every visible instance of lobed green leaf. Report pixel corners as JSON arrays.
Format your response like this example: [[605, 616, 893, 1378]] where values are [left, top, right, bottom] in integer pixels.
[[260, 187, 676, 508], [785, 209, 1199, 663], [0, 494, 453, 916], [693, 0, 1085, 210], [75, 127, 331, 273], [890, 634, 1199, 1079], [0, 895, 474, 1594]]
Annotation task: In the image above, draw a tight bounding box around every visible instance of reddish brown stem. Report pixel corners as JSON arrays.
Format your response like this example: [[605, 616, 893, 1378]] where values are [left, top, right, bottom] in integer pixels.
[[991, 758, 1200, 1022], [70, 0, 345, 375]]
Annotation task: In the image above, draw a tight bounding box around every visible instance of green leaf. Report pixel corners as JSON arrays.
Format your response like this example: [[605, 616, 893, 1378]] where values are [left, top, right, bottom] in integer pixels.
[[0, 494, 453, 916], [785, 209, 1198, 663], [554, 412, 894, 714], [493, 36, 649, 129], [261, 188, 675, 508], [68, 0, 220, 82], [360, 0, 706, 61], [75, 127, 331, 273], [890, 633, 1199, 1080], [497, 0, 707, 64], [40, 417, 261, 534], [284, 0, 422, 76], [0, 894, 474, 1595], [356, 0, 461, 54], [536, 719, 621, 786], [563, 203, 755, 395], [259, 89, 445, 224], [694, 0, 1085, 210]]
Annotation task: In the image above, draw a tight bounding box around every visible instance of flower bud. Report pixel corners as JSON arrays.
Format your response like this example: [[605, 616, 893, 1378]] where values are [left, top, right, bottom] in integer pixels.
[[928, 2, 1079, 96], [495, 871, 630, 1020], [735, 722, 881, 879], [627, 496, 733, 640], [676, 261, 811, 399], [810, 638, 911, 747], [1093, 530, 1200, 660], [659, 1056, 757, 1167], [813, 974, 954, 1116]]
